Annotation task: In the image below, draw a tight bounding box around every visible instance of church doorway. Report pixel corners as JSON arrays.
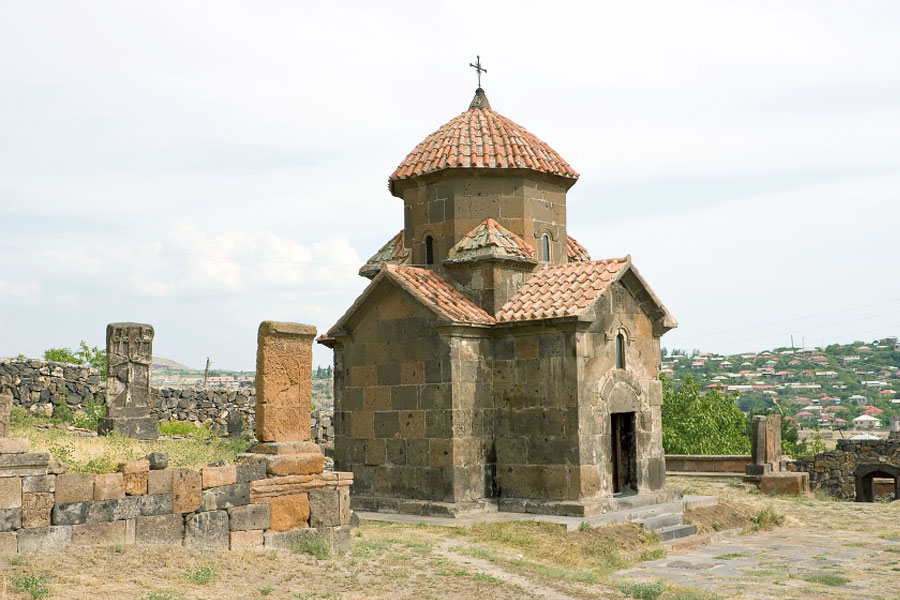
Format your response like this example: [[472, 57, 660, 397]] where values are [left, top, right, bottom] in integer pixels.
[[855, 464, 900, 502], [611, 412, 638, 495]]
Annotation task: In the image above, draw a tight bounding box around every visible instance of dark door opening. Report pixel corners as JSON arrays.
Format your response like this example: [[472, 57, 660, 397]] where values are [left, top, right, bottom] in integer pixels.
[[611, 412, 638, 495], [855, 465, 899, 502]]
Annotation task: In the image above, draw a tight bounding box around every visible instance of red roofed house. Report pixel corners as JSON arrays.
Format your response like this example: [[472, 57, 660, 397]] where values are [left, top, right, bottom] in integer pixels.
[[320, 87, 678, 518]]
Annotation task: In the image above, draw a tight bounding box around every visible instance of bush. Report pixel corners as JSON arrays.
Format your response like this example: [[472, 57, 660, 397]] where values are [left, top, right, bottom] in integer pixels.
[[661, 375, 750, 454], [9, 572, 52, 599], [43, 340, 106, 378], [750, 507, 784, 531]]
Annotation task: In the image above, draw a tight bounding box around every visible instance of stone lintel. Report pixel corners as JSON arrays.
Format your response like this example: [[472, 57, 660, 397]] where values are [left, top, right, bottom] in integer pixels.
[[258, 321, 317, 338]]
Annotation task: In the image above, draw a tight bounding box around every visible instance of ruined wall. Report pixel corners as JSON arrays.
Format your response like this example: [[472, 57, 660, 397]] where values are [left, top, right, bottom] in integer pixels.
[[332, 285, 460, 508], [788, 435, 900, 499], [492, 327, 581, 503], [0, 359, 333, 447], [0, 454, 351, 555], [577, 280, 666, 498]]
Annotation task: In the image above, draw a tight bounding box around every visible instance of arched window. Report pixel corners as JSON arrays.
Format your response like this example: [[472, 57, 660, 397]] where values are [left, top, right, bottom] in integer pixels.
[[616, 333, 625, 369], [425, 236, 434, 265], [541, 235, 551, 261]]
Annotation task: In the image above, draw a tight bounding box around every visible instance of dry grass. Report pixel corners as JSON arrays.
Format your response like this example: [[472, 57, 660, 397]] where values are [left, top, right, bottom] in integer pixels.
[[11, 407, 252, 472]]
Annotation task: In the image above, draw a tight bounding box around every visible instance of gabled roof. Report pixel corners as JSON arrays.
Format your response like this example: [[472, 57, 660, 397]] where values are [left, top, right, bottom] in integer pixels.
[[389, 89, 578, 196], [496, 257, 677, 331], [566, 235, 591, 262], [327, 264, 494, 339], [359, 231, 410, 278], [447, 218, 536, 262]]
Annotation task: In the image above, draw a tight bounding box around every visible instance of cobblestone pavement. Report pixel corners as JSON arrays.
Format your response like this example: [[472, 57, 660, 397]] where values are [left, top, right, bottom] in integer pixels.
[[616, 524, 900, 598]]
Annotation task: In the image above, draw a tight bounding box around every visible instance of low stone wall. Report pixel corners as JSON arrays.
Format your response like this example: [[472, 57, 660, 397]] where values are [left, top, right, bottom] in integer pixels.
[[665, 454, 750, 474], [0, 446, 352, 555], [0, 358, 334, 448], [789, 433, 900, 499]]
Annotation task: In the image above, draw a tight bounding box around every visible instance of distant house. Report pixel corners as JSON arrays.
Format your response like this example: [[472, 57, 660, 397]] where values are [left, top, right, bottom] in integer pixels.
[[720, 361, 733, 367], [815, 371, 837, 378], [795, 411, 815, 419], [852, 414, 880, 429], [862, 407, 884, 416], [848, 394, 867, 405], [861, 380, 887, 389]]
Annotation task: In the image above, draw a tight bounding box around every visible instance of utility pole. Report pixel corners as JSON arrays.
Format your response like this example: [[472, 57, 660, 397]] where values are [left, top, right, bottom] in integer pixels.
[[791, 335, 794, 350], [203, 357, 210, 387]]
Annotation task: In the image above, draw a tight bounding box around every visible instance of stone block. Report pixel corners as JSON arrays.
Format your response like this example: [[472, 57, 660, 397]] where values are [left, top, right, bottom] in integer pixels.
[[201, 483, 249, 511], [23, 475, 54, 494], [21, 492, 53, 528], [148, 469, 174, 495], [333, 524, 352, 551], [119, 459, 149, 496], [230, 529, 263, 549], [0, 507, 22, 531], [0, 452, 50, 477], [172, 468, 202, 513], [72, 520, 127, 546], [135, 513, 183, 545], [0, 393, 10, 437], [235, 462, 267, 483], [255, 321, 315, 442], [268, 493, 309, 532], [184, 510, 229, 548], [0, 438, 30, 454], [250, 441, 324, 455], [308, 490, 341, 528], [228, 503, 271, 531], [98, 416, 159, 440], [255, 405, 304, 443], [86, 497, 142, 523], [0, 531, 15, 556], [146, 452, 169, 470], [52, 502, 90, 526], [16, 526, 71, 553], [202, 465, 237, 488], [266, 453, 325, 476], [761, 472, 809, 496], [338, 487, 351, 526], [139, 494, 173, 516], [94, 472, 126, 500], [264, 527, 330, 549], [0, 477, 22, 509], [56, 473, 95, 503], [125, 517, 136, 544]]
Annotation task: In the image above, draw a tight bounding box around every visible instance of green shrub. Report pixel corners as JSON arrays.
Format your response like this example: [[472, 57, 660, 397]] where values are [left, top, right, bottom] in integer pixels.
[[618, 579, 666, 599], [9, 572, 52, 599], [750, 507, 784, 531], [183, 564, 218, 584], [290, 533, 332, 559]]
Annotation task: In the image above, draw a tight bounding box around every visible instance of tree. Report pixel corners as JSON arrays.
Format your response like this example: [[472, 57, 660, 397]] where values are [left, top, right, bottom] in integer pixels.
[[661, 374, 750, 454], [43, 340, 106, 377]]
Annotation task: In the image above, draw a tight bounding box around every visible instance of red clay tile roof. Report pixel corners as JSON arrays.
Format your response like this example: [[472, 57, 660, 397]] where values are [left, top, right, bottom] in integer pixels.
[[448, 218, 536, 261], [385, 264, 495, 325], [389, 91, 578, 194], [359, 231, 410, 278], [496, 258, 630, 322], [566, 235, 591, 262]]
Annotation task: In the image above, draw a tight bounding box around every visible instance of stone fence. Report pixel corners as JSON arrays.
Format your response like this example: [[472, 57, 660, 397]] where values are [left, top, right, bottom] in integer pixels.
[[0, 358, 333, 449], [664, 454, 750, 475]]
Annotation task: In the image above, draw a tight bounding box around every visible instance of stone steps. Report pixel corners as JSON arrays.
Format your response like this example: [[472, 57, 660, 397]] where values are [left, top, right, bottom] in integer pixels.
[[632, 511, 685, 531], [655, 523, 697, 542]]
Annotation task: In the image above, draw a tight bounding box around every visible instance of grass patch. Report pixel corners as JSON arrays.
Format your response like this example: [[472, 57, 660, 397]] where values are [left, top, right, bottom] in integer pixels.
[[639, 546, 667, 561], [183, 564, 218, 584], [713, 552, 746, 560], [472, 572, 501, 584], [665, 589, 724, 600], [803, 574, 850, 586], [750, 507, 784, 531], [8, 572, 52, 599], [141, 593, 188, 600], [258, 585, 274, 595], [618, 579, 666, 599], [290, 533, 332, 559]]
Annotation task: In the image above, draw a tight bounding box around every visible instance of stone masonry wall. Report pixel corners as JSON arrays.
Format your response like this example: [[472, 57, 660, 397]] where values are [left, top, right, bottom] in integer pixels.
[[0, 451, 351, 555], [788, 434, 900, 499], [0, 358, 333, 447]]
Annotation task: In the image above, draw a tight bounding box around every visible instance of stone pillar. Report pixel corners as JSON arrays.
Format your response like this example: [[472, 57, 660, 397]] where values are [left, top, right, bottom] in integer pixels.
[[0, 394, 10, 438], [98, 322, 159, 440], [745, 414, 781, 481]]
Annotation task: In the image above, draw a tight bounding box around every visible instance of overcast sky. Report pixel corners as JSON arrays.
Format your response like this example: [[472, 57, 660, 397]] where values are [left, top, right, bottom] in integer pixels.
[[1, 1, 899, 370]]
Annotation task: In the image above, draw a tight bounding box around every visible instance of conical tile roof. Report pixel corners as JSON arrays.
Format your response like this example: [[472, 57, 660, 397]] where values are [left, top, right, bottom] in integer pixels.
[[389, 89, 578, 195]]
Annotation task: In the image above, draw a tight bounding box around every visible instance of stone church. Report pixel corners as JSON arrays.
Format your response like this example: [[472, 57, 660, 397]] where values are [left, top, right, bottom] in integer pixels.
[[319, 87, 678, 517]]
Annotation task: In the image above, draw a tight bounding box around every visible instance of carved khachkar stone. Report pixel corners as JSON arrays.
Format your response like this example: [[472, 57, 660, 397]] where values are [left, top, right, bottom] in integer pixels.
[[255, 321, 317, 443], [98, 322, 159, 439], [0, 394, 11, 438], [746, 414, 781, 479]]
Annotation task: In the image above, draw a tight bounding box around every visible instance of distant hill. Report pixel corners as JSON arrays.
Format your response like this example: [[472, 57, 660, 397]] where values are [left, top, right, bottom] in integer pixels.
[[151, 357, 197, 371]]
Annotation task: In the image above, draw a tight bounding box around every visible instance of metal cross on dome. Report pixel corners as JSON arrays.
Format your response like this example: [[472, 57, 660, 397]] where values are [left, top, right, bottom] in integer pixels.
[[469, 55, 487, 88]]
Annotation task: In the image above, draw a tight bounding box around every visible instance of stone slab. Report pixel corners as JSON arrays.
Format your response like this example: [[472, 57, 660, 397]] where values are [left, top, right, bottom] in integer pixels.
[[172, 468, 201, 513], [94, 472, 126, 500], [0, 438, 31, 454], [268, 493, 309, 532], [0, 453, 50, 478], [263, 527, 332, 549], [52, 502, 90, 526], [0, 477, 22, 509], [308, 489, 341, 528], [21, 492, 53, 528], [202, 465, 237, 488], [148, 469, 174, 495], [98, 416, 159, 440], [230, 529, 263, 549], [23, 475, 55, 494], [139, 494, 173, 516], [0, 393, 10, 437], [265, 453, 325, 476], [56, 473, 95, 503], [761, 472, 809, 496], [0, 507, 22, 531], [249, 441, 323, 455], [228, 503, 270, 531], [184, 510, 229, 548], [17, 526, 72, 553], [0, 531, 15, 556], [135, 513, 183, 545], [72, 520, 127, 546], [235, 463, 267, 484], [86, 497, 142, 523], [201, 483, 250, 511]]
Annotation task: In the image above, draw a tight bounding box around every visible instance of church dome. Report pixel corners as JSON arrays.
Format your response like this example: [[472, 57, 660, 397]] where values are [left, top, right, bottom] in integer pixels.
[[389, 89, 579, 196]]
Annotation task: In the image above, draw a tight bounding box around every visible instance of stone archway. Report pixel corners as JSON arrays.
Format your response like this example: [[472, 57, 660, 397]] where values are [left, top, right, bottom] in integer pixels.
[[854, 464, 900, 502]]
